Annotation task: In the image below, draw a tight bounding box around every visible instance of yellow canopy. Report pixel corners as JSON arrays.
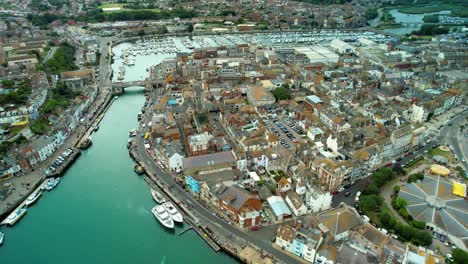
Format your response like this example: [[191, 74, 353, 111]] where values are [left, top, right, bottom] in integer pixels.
[[452, 182, 467, 197]]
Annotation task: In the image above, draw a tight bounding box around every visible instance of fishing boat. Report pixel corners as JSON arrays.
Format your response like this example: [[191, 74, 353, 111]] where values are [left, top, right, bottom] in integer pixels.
[[151, 205, 174, 229], [93, 125, 99, 132], [25, 190, 42, 206], [129, 129, 138, 137], [45, 178, 55, 191], [162, 202, 183, 223], [79, 137, 92, 150], [0, 231, 4, 245], [151, 188, 166, 204], [4, 208, 27, 226]]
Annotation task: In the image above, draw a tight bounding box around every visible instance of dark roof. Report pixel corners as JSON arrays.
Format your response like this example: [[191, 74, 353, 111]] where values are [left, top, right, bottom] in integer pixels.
[[216, 184, 257, 211]]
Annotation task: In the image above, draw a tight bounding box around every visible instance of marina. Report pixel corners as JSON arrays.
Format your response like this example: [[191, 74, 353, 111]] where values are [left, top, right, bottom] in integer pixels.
[[111, 30, 393, 83]]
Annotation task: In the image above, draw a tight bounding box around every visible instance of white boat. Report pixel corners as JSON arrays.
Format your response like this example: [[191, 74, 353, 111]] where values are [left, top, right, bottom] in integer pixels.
[[163, 202, 183, 223], [151, 205, 174, 229], [25, 190, 42, 206], [5, 208, 27, 226], [0, 231, 4, 245], [45, 178, 55, 191], [45, 178, 59, 191], [151, 188, 166, 204]]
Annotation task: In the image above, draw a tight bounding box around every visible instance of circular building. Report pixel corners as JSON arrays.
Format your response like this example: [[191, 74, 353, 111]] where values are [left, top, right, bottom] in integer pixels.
[[399, 175, 468, 247], [430, 164, 450, 177]]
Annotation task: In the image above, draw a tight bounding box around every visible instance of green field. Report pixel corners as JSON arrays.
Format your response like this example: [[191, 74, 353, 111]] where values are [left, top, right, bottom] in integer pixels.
[[97, 3, 161, 13], [97, 3, 126, 9], [396, 1, 468, 17]]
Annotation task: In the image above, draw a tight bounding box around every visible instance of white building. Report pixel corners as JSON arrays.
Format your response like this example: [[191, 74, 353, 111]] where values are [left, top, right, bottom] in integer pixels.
[[330, 39, 355, 54], [305, 187, 332, 213], [409, 103, 429, 123]]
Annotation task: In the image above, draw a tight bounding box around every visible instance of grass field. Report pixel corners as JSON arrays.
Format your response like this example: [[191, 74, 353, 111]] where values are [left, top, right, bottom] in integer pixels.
[[428, 148, 454, 163], [97, 3, 161, 13], [97, 3, 126, 9], [396, 1, 468, 17]]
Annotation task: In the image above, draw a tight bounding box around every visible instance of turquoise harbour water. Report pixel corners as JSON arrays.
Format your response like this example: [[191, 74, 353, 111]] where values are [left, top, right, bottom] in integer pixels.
[[0, 88, 235, 264]]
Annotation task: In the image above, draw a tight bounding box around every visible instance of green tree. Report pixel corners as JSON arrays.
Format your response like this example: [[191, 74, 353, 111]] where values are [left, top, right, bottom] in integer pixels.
[[359, 195, 382, 212], [452, 248, 468, 264], [272, 87, 290, 101], [187, 24, 194, 32], [365, 8, 378, 21], [395, 197, 408, 209], [1, 79, 14, 87], [363, 183, 380, 195]]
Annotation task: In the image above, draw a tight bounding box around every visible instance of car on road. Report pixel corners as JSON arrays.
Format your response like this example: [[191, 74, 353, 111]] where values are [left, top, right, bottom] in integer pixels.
[[338, 187, 345, 192], [251, 226, 261, 231], [345, 191, 351, 197], [432, 232, 438, 239]]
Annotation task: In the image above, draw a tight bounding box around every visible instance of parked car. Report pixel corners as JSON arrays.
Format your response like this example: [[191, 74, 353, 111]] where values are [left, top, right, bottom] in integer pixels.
[[440, 234, 445, 242], [345, 191, 351, 197]]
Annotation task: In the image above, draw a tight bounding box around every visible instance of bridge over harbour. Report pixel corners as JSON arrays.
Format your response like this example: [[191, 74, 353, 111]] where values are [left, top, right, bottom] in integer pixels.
[[111, 79, 160, 95]]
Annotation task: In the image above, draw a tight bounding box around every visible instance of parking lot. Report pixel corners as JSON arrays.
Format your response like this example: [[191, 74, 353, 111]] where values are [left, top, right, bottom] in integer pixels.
[[265, 116, 306, 148]]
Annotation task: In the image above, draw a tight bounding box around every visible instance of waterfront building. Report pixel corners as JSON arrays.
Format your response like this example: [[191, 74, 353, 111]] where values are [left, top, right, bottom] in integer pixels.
[[214, 183, 262, 228]]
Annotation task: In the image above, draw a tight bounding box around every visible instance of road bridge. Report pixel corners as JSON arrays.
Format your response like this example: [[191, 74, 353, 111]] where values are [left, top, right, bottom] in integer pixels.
[[111, 79, 158, 94]]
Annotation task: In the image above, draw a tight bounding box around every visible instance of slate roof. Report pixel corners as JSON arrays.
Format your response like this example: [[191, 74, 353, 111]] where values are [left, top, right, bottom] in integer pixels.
[[318, 205, 362, 238], [182, 151, 236, 169]]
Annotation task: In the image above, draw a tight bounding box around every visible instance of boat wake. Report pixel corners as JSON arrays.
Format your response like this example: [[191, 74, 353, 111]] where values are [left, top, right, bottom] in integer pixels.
[[160, 256, 167, 264]]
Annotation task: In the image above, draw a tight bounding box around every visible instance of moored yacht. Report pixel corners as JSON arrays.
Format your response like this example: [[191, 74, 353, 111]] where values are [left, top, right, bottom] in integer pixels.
[[163, 202, 183, 223], [151, 188, 166, 204], [4, 208, 27, 226], [25, 190, 42, 206], [151, 205, 174, 229]]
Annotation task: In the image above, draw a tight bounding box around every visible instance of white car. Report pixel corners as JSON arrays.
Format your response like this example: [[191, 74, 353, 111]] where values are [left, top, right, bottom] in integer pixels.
[[338, 187, 345, 192]]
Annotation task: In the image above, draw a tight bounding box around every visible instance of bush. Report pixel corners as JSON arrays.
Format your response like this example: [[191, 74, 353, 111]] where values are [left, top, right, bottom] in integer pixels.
[[398, 207, 409, 219], [359, 195, 383, 212], [372, 167, 395, 187], [452, 248, 468, 264], [411, 220, 426, 229], [393, 185, 400, 193], [364, 183, 380, 195], [407, 173, 424, 183]]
